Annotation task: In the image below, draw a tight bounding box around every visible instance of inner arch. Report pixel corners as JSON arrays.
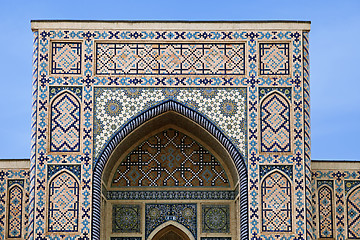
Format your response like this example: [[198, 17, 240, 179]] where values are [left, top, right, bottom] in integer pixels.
[[103, 113, 238, 188], [151, 224, 192, 240]]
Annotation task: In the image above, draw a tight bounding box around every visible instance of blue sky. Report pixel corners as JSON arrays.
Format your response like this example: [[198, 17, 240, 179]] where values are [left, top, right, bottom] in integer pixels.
[[0, 0, 359, 160]]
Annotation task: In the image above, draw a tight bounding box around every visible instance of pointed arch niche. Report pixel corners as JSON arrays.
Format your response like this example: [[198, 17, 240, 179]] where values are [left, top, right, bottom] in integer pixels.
[[93, 100, 248, 240]]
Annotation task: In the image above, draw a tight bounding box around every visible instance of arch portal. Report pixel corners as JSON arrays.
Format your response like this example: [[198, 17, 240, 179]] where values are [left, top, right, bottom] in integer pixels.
[[92, 100, 248, 240]]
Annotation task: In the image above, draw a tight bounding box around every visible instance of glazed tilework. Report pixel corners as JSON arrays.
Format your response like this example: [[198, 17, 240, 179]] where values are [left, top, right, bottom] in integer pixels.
[[259, 165, 293, 180], [345, 180, 360, 194], [313, 170, 360, 240], [259, 43, 290, 75], [260, 92, 291, 152], [0, 169, 29, 240], [29, 24, 310, 240], [48, 171, 79, 232], [347, 187, 360, 239], [94, 87, 246, 159], [317, 180, 334, 189], [145, 203, 197, 239], [50, 88, 81, 152], [111, 128, 229, 188], [261, 171, 292, 232], [106, 190, 237, 200], [51, 42, 82, 74], [47, 164, 81, 180], [202, 205, 230, 233], [318, 186, 333, 238], [8, 185, 23, 238], [96, 43, 245, 75], [27, 31, 38, 240], [112, 205, 140, 233]]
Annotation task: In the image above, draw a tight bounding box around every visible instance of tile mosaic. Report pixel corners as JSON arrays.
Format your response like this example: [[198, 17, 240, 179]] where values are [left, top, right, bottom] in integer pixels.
[[111, 128, 229, 188], [96, 43, 245, 75], [202, 205, 230, 233], [259, 43, 290, 75], [112, 205, 140, 233], [145, 203, 197, 239], [51, 42, 82, 74], [318, 186, 333, 238]]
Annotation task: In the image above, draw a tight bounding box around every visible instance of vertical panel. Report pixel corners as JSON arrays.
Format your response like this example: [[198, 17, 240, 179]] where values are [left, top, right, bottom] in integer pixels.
[[260, 92, 291, 152], [318, 186, 333, 238], [8, 185, 23, 238], [48, 172, 79, 232], [347, 187, 360, 239], [261, 171, 292, 232], [50, 92, 80, 152]]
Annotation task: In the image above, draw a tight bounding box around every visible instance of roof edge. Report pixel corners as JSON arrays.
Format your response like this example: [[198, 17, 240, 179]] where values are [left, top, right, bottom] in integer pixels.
[[31, 20, 311, 31]]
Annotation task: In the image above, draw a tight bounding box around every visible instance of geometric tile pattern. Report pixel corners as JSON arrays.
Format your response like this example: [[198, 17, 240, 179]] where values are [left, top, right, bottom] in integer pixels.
[[317, 180, 333, 189], [345, 180, 360, 195], [259, 43, 289, 75], [259, 165, 293, 180], [8, 185, 23, 238], [202, 205, 230, 233], [260, 92, 291, 152], [261, 171, 292, 232], [94, 87, 246, 159], [259, 87, 292, 101], [47, 164, 81, 180], [51, 42, 81, 74], [8, 179, 24, 188], [49, 86, 82, 100], [318, 186, 333, 238], [112, 205, 140, 233], [48, 171, 79, 232], [347, 187, 360, 239], [0, 169, 28, 240], [50, 91, 81, 152], [106, 190, 237, 200], [145, 203, 197, 239], [111, 129, 229, 187], [96, 43, 245, 75]]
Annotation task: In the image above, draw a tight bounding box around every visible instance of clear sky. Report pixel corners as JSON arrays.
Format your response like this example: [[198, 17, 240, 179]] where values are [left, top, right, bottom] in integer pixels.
[[0, 0, 359, 160]]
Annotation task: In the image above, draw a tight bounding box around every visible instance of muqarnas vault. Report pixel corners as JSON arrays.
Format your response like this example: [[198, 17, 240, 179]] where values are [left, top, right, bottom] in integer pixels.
[[0, 20, 359, 240]]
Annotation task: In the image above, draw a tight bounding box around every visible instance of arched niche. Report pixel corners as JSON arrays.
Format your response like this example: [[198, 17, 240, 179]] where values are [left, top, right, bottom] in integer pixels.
[[92, 100, 248, 240], [102, 112, 238, 189], [149, 222, 194, 240]]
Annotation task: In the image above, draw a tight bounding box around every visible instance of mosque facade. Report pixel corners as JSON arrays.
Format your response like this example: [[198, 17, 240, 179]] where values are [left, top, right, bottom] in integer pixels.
[[0, 21, 359, 240]]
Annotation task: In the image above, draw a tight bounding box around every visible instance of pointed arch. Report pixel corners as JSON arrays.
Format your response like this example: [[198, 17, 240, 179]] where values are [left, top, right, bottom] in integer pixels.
[[92, 100, 248, 240], [8, 184, 23, 238], [318, 185, 333, 238], [149, 221, 194, 240], [48, 170, 79, 232], [261, 170, 292, 232], [50, 91, 81, 152], [347, 186, 360, 239], [260, 91, 291, 152]]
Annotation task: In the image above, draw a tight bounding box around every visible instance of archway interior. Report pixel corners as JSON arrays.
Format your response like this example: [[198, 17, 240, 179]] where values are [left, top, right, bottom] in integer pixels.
[[102, 111, 239, 188], [100, 111, 240, 239], [152, 225, 191, 240]]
